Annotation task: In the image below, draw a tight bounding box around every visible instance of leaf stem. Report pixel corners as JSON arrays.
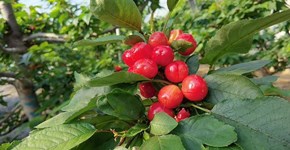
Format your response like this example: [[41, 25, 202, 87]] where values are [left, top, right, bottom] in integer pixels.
[[191, 103, 211, 113], [162, 12, 171, 32]]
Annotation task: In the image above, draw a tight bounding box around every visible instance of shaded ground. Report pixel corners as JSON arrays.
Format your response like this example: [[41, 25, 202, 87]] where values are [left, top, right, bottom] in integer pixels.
[[0, 85, 29, 143]]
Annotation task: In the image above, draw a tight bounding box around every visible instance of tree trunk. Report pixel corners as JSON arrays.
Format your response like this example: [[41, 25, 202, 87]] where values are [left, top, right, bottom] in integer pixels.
[[14, 79, 40, 120], [0, 1, 40, 120]]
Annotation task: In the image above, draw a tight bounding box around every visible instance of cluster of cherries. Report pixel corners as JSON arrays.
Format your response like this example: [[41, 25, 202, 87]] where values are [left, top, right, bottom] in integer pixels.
[[121, 30, 208, 122]]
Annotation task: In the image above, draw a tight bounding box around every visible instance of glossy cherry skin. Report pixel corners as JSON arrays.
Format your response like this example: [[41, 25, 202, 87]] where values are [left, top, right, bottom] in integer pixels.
[[122, 42, 153, 67], [147, 102, 174, 121], [175, 108, 190, 122], [131, 59, 158, 79], [176, 33, 197, 56], [168, 29, 183, 44], [122, 49, 135, 66], [165, 61, 189, 83], [181, 75, 208, 101], [139, 82, 157, 98], [151, 46, 174, 66], [148, 31, 169, 47], [158, 85, 183, 109]]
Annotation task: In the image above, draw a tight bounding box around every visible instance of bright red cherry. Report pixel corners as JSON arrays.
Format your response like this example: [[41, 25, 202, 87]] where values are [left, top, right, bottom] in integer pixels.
[[181, 75, 208, 101], [114, 65, 122, 72], [165, 61, 189, 83], [158, 85, 183, 109], [175, 108, 190, 122], [147, 102, 174, 121], [176, 33, 197, 56], [131, 42, 153, 60], [168, 29, 183, 44], [122, 42, 153, 67], [122, 49, 135, 66], [148, 31, 169, 47], [151, 46, 174, 66], [139, 82, 157, 98], [131, 59, 158, 79]]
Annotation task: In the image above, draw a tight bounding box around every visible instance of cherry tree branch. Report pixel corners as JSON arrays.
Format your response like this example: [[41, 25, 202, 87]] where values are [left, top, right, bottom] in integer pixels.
[[0, 1, 27, 53], [23, 33, 68, 43], [0, 72, 16, 78], [0, 72, 16, 85]]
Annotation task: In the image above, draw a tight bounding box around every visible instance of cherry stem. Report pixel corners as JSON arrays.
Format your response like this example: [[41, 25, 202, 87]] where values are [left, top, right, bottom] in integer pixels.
[[162, 12, 171, 32], [151, 79, 172, 85], [150, 10, 155, 32], [191, 103, 211, 113]]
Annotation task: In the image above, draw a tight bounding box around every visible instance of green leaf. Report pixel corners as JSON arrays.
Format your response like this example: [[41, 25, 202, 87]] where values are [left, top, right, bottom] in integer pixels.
[[250, 76, 278, 85], [89, 72, 149, 87], [14, 123, 96, 150], [90, 0, 142, 31], [82, 13, 92, 25], [201, 9, 290, 64], [0, 143, 11, 150], [208, 144, 242, 150], [36, 96, 96, 128], [97, 91, 145, 120], [62, 87, 108, 112], [0, 141, 20, 150], [150, 112, 178, 136], [140, 134, 185, 150], [167, 0, 179, 11], [213, 60, 270, 75], [36, 111, 79, 128], [186, 54, 199, 74], [83, 115, 130, 130], [124, 35, 145, 46], [205, 73, 263, 104], [74, 35, 125, 47], [212, 96, 290, 150], [125, 123, 148, 137], [172, 115, 237, 148], [72, 132, 117, 150], [170, 39, 192, 52], [74, 72, 91, 90]]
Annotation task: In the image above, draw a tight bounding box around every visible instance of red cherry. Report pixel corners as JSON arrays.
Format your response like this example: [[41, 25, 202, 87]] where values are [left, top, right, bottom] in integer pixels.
[[128, 67, 134, 72], [168, 29, 183, 44], [122, 49, 135, 66], [122, 42, 153, 67], [131, 42, 153, 60], [158, 85, 183, 109], [148, 31, 169, 47], [139, 82, 157, 98], [165, 61, 189, 83], [131, 59, 158, 79], [176, 33, 197, 56], [114, 65, 122, 72], [175, 108, 190, 122], [151, 46, 174, 66], [181, 75, 208, 101], [147, 102, 174, 121]]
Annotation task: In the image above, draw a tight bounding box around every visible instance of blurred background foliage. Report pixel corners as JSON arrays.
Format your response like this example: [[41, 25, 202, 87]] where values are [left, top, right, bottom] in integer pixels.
[[0, 0, 289, 142]]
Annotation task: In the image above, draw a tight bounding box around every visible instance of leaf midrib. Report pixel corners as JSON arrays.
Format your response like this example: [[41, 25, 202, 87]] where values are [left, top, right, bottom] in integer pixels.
[[101, 8, 140, 31]]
